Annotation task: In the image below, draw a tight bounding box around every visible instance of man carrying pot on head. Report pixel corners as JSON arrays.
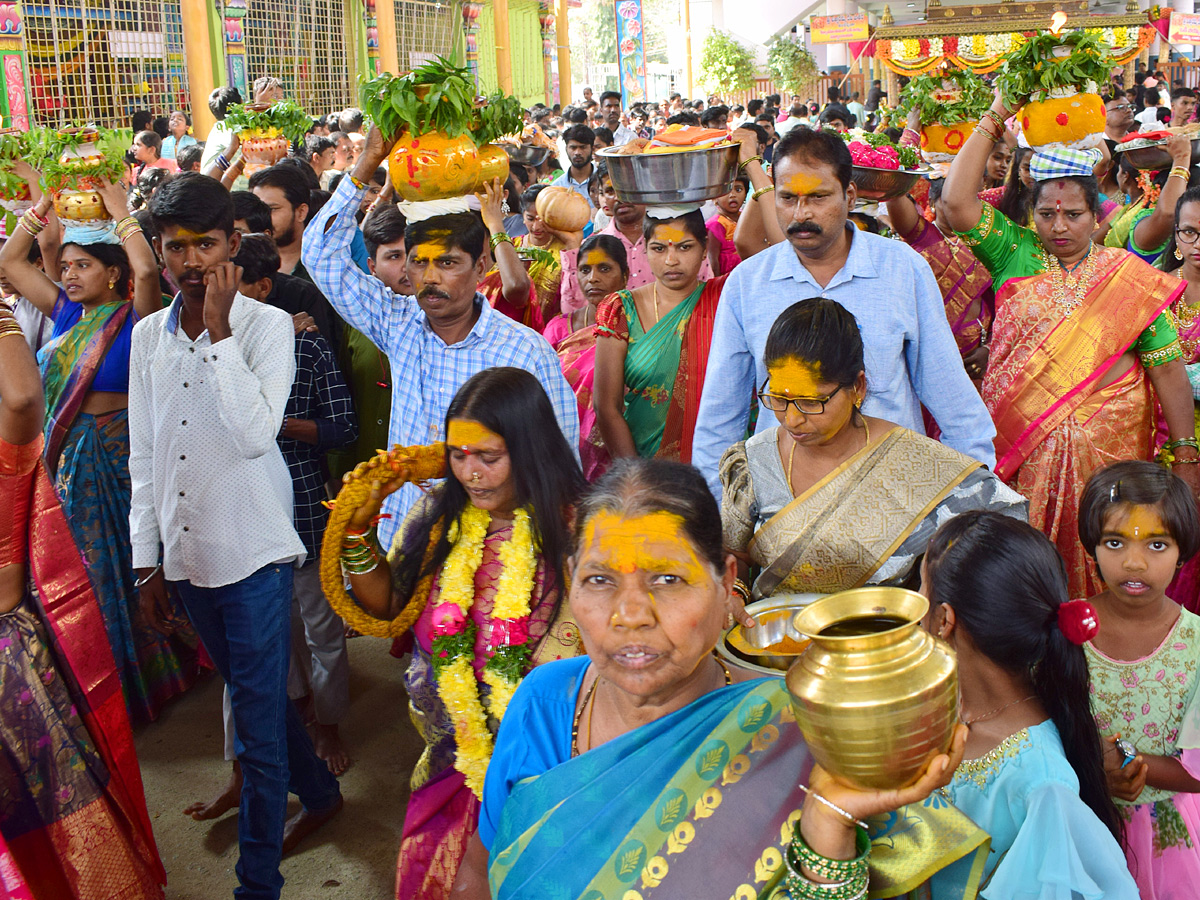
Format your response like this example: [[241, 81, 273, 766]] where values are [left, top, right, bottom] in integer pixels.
[[691, 126, 997, 503], [301, 126, 579, 550]]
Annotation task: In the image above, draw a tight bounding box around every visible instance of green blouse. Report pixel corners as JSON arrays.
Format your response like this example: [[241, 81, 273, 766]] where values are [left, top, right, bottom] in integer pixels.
[[955, 204, 1181, 364]]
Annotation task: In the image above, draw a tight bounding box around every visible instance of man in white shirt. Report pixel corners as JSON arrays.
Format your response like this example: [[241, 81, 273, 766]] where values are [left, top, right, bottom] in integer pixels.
[[601, 91, 638, 146], [132, 173, 341, 900], [1136, 88, 1164, 130], [201, 86, 244, 173]]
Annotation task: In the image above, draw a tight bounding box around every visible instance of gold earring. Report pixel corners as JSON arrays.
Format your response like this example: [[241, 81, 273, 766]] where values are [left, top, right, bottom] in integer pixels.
[[108, 280, 116, 289], [1176, 246, 1185, 261]]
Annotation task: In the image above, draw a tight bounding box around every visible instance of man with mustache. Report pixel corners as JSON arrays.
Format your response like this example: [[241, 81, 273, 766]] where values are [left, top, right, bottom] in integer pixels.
[[691, 126, 997, 500], [302, 126, 579, 548]]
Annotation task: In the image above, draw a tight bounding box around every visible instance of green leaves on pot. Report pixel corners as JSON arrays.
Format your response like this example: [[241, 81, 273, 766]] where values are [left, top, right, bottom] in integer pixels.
[[995, 30, 1113, 109], [896, 70, 993, 127], [223, 100, 312, 141], [40, 128, 129, 193], [359, 57, 523, 148]]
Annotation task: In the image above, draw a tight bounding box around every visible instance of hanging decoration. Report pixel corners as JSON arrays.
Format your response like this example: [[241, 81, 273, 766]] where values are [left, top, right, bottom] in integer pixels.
[[461, 1, 483, 88]]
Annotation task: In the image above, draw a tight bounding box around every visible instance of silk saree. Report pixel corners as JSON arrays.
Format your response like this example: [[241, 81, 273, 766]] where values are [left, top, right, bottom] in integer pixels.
[[720, 426, 1025, 598], [484, 659, 989, 900], [958, 204, 1184, 598], [0, 433, 165, 899], [595, 275, 726, 463]]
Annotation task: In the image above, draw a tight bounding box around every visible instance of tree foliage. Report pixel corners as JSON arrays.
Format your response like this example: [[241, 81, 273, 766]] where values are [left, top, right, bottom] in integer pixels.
[[698, 29, 756, 94], [766, 38, 818, 97]]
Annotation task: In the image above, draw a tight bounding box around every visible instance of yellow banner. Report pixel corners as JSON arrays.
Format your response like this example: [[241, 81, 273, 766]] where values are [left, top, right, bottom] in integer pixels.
[[810, 13, 869, 44], [1169, 10, 1200, 44]]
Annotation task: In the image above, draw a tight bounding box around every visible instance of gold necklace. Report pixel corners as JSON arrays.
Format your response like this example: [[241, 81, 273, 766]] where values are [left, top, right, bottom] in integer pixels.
[[785, 412, 870, 496], [963, 694, 1037, 726], [570, 656, 732, 757], [652, 283, 661, 326], [1042, 243, 1097, 318]]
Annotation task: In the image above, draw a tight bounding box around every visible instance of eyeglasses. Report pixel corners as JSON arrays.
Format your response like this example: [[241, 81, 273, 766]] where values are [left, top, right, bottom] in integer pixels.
[[1177, 227, 1200, 245], [757, 380, 846, 415], [1108, 103, 1132, 112]]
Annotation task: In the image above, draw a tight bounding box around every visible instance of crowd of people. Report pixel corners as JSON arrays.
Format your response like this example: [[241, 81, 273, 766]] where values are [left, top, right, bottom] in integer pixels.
[[2, 58, 1200, 900]]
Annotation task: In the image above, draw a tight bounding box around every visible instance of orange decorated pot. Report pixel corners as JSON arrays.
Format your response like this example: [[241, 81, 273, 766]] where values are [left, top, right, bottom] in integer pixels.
[[388, 130, 483, 202], [476, 143, 510, 187], [1019, 91, 1106, 152], [53, 133, 110, 222], [241, 134, 290, 175], [920, 121, 978, 165]]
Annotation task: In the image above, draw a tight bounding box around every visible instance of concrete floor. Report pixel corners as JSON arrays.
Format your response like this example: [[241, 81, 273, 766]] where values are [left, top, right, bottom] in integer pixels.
[[134, 637, 421, 900]]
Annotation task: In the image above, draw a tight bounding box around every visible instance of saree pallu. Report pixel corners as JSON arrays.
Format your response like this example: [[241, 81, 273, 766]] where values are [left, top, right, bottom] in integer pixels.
[[54, 411, 199, 723], [0, 434, 164, 898], [395, 527, 583, 900], [598, 276, 725, 463], [983, 248, 1181, 599], [489, 677, 988, 900], [745, 428, 983, 597], [902, 219, 994, 362], [556, 324, 612, 481], [1161, 299, 1200, 614]]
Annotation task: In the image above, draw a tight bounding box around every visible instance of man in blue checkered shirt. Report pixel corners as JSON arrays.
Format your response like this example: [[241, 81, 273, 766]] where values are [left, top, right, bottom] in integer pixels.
[[302, 126, 579, 550]]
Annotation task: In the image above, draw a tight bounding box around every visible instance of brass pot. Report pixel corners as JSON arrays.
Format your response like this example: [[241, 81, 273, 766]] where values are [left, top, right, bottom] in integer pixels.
[[786, 586, 958, 790], [388, 130, 482, 202]]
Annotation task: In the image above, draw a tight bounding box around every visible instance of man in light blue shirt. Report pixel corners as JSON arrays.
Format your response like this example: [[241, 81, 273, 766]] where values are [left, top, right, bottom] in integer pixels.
[[692, 127, 996, 500], [303, 128, 579, 548], [551, 124, 596, 206]]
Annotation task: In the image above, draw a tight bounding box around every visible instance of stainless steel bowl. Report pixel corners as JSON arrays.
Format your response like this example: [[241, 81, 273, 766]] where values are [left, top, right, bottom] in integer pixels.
[[850, 165, 925, 202], [503, 143, 551, 168], [717, 593, 824, 676], [1114, 135, 1200, 171], [597, 144, 740, 204]]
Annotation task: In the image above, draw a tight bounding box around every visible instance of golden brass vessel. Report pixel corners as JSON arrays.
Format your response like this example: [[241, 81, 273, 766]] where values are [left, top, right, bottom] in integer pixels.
[[786, 586, 959, 790]]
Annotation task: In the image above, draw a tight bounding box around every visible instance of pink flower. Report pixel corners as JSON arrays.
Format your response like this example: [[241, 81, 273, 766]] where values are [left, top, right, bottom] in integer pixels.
[[1120, 671, 1140, 689], [431, 603, 466, 637], [491, 617, 530, 647], [1144, 722, 1160, 738]]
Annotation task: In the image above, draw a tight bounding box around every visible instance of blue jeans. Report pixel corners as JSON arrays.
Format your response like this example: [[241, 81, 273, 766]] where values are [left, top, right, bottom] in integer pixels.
[[175, 563, 341, 900]]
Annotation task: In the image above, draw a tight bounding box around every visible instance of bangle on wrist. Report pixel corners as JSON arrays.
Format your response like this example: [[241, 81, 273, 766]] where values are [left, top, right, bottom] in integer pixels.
[[1165, 437, 1200, 451], [489, 231, 513, 250], [349, 174, 367, 191], [134, 565, 162, 588], [1171, 166, 1191, 182], [739, 155, 763, 171], [752, 184, 775, 201]]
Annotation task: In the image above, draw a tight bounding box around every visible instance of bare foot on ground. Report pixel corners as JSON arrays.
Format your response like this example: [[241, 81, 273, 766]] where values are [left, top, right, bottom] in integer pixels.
[[282, 794, 344, 854], [313, 723, 352, 776], [184, 761, 242, 820]]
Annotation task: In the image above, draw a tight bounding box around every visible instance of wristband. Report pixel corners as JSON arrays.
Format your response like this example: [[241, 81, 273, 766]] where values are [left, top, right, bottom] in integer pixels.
[[349, 175, 367, 191], [216, 154, 230, 172]]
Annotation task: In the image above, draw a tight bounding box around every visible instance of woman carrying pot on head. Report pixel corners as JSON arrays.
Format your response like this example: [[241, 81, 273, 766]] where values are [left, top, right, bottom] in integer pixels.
[[542, 234, 629, 480], [593, 209, 728, 464], [0, 183, 199, 723], [942, 88, 1200, 600], [719, 298, 1024, 600], [327, 367, 587, 900]]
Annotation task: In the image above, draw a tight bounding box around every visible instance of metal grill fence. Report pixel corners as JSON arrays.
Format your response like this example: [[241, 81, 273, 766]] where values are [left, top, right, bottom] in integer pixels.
[[23, 0, 188, 128], [242, 0, 356, 116], [394, 0, 459, 71]]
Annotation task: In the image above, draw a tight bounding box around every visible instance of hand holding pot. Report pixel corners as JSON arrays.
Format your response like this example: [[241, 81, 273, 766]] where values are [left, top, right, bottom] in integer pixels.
[[353, 126, 393, 184], [1167, 132, 1194, 170], [96, 179, 132, 221], [10, 159, 39, 185], [475, 177, 506, 234]]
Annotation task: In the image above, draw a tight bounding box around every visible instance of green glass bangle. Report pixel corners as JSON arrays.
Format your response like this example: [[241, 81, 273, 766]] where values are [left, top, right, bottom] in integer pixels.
[[787, 823, 870, 883]]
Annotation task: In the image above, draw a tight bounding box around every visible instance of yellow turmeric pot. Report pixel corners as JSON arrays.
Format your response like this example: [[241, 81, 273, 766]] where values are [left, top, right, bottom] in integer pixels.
[[388, 130, 482, 202], [1019, 92, 1106, 151]]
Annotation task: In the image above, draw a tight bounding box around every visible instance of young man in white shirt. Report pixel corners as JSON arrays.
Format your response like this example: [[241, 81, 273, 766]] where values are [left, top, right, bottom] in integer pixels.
[[132, 173, 341, 900]]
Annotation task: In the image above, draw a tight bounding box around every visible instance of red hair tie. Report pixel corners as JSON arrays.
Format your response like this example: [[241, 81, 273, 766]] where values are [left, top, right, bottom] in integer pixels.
[[1057, 599, 1100, 645]]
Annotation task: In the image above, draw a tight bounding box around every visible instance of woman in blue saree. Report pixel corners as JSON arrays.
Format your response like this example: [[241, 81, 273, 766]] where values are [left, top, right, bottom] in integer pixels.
[[0, 184, 198, 723], [451, 459, 1140, 899]]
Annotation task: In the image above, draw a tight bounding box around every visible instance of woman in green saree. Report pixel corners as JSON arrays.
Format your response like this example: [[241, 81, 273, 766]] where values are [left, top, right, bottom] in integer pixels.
[[593, 210, 727, 464], [719, 298, 1025, 599]]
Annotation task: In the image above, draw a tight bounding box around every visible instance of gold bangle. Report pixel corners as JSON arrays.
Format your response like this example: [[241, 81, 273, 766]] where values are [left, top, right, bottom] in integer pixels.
[[739, 155, 763, 171], [752, 185, 775, 201], [1171, 166, 1191, 182]]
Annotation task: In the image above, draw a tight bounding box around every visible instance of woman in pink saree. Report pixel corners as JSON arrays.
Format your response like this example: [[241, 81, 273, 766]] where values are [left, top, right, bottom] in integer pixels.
[[542, 234, 628, 480]]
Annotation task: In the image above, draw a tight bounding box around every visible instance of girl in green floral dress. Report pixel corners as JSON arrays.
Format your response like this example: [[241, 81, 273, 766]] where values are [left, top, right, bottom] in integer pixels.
[[1079, 461, 1200, 899]]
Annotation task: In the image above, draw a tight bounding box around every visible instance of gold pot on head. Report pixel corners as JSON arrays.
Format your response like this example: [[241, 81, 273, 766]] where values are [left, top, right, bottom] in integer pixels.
[[786, 586, 958, 790]]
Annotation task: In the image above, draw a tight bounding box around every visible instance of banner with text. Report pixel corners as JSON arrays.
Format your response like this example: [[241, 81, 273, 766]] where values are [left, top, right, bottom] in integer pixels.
[[811, 13, 870, 44], [1169, 10, 1200, 44], [615, 0, 647, 105]]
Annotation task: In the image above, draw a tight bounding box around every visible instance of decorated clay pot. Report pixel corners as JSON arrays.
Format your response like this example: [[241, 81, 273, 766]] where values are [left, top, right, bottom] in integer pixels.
[[1019, 88, 1106, 152], [920, 121, 978, 165], [240, 134, 290, 174], [53, 130, 109, 222], [388, 130, 483, 202], [476, 143, 511, 186], [786, 587, 959, 790]]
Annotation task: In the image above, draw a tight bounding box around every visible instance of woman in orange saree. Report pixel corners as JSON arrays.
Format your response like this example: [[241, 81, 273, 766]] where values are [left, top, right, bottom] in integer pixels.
[[944, 94, 1200, 599], [0, 304, 165, 900], [593, 210, 727, 464]]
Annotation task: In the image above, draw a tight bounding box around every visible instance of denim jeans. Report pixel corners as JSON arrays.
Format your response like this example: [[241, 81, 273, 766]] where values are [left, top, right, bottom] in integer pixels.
[[175, 563, 341, 900]]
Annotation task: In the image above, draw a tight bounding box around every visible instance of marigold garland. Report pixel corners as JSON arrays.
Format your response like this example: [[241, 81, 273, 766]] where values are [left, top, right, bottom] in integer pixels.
[[429, 504, 538, 798], [319, 443, 446, 637]]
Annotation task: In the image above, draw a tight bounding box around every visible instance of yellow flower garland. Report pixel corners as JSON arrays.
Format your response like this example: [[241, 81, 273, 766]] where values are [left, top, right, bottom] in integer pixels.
[[432, 504, 538, 798]]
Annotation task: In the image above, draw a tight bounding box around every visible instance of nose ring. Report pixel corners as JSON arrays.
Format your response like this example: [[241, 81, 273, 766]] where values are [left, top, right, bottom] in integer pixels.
[[471, 472, 480, 483]]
